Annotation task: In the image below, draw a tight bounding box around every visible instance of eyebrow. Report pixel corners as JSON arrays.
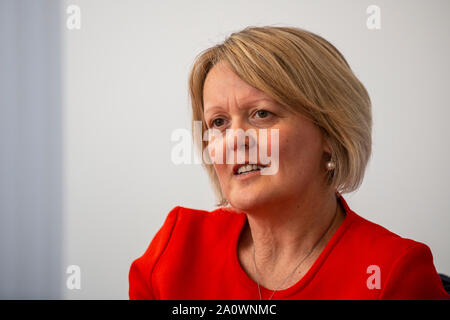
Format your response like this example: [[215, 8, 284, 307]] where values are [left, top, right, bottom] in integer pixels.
[[203, 98, 275, 116]]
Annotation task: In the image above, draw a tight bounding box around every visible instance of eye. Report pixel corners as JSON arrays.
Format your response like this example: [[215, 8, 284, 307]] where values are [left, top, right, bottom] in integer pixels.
[[210, 118, 226, 128], [254, 109, 272, 119]]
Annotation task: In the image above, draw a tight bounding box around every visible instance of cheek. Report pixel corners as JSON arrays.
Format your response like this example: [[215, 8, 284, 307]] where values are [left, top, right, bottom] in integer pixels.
[[212, 163, 230, 192], [206, 135, 227, 165], [278, 127, 323, 176], [277, 129, 308, 171], [208, 142, 227, 178], [278, 137, 297, 171], [213, 163, 227, 176]]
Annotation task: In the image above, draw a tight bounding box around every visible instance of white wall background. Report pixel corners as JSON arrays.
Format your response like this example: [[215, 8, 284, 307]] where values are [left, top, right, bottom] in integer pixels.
[[61, 0, 450, 299]]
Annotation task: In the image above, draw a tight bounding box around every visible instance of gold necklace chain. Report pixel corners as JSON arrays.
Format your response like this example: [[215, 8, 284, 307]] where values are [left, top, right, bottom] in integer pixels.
[[252, 204, 338, 300]]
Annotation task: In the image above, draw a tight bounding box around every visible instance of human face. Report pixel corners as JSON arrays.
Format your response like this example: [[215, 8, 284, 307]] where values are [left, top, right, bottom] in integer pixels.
[[203, 62, 331, 211]]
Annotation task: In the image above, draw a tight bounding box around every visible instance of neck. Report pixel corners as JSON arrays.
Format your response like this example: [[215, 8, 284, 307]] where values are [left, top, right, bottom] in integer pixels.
[[239, 186, 344, 272]]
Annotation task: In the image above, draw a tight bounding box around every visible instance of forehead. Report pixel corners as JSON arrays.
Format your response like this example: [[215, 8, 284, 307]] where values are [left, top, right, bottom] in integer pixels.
[[203, 62, 273, 112]]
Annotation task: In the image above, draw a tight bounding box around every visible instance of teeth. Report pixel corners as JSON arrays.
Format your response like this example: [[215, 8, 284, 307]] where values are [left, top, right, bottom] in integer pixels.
[[237, 164, 264, 174]]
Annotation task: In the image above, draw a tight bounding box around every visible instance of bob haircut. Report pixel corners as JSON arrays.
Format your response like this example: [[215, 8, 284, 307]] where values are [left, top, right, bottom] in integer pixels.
[[188, 26, 372, 207]]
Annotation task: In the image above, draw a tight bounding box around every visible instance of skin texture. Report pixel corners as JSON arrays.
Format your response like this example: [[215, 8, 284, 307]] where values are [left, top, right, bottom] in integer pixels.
[[203, 61, 346, 291]]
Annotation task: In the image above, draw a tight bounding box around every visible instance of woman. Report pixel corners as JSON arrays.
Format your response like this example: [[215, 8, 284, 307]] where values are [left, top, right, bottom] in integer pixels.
[[129, 26, 449, 299]]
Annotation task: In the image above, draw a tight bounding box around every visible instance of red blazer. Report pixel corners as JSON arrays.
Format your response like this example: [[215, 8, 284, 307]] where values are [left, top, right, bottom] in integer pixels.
[[129, 195, 450, 299]]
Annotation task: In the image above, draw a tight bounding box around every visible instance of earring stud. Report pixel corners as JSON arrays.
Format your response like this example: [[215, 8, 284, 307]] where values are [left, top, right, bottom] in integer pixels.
[[326, 160, 336, 171]]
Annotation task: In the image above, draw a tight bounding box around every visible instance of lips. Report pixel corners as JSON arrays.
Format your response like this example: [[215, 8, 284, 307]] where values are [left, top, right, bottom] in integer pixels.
[[232, 162, 268, 175]]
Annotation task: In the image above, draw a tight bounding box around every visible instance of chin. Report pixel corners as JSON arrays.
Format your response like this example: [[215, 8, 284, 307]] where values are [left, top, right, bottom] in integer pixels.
[[228, 192, 270, 212]]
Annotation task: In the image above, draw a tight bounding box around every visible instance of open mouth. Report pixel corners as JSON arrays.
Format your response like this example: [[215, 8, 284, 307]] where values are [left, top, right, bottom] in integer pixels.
[[233, 163, 268, 175]]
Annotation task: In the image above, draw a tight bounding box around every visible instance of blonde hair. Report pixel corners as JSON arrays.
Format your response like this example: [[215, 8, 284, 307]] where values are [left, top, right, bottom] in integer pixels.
[[188, 26, 372, 207]]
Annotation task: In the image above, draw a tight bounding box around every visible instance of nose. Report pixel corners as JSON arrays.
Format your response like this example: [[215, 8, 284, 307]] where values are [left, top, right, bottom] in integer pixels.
[[225, 117, 258, 164]]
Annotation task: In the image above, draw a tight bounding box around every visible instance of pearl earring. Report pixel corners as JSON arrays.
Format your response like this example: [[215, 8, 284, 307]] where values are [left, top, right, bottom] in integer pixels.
[[326, 160, 336, 171]]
